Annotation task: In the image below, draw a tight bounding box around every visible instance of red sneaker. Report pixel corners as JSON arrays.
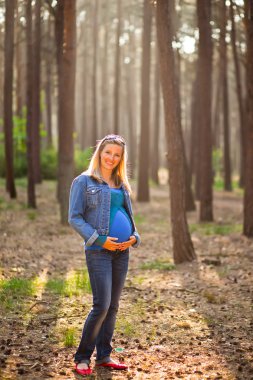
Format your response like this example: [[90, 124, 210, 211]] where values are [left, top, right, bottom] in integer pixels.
[[75, 363, 93, 376], [96, 361, 128, 370]]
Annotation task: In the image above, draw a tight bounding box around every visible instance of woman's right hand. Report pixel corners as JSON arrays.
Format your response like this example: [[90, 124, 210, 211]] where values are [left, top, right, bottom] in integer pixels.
[[102, 236, 120, 251]]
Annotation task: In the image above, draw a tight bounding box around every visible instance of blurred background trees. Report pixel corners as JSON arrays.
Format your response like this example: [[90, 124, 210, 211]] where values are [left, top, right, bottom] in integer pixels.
[[0, 0, 252, 241]]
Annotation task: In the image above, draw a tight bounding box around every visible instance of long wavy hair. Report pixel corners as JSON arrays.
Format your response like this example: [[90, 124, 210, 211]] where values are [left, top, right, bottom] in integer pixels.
[[86, 134, 132, 193]]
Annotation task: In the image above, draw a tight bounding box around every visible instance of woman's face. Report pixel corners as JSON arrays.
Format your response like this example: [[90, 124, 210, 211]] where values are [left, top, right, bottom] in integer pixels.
[[100, 143, 123, 172]]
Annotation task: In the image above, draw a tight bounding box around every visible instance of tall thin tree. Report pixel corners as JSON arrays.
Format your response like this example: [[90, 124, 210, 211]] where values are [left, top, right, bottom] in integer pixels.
[[4, 0, 16, 198], [32, 0, 42, 183], [220, 0, 232, 191], [58, 0, 76, 224], [113, 0, 122, 134], [156, 0, 196, 264], [26, 0, 36, 208], [92, 0, 98, 142], [243, 0, 253, 237], [197, 0, 213, 221], [44, 17, 53, 148], [230, 0, 245, 188], [150, 44, 160, 185], [137, 0, 152, 202]]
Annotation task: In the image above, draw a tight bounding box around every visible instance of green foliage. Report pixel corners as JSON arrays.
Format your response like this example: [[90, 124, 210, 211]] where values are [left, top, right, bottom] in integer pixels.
[[41, 148, 57, 179], [116, 317, 136, 337], [62, 327, 77, 347], [134, 213, 146, 225], [0, 277, 38, 311], [27, 210, 37, 220], [0, 109, 92, 178], [74, 147, 93, 175], [213, 176, 224, 191], [212, 148, 223, 177], [140, 259, 176, 271], [45, 269, 91, 297], [189, 223, 242, 235], [213, 176, 241, 192]]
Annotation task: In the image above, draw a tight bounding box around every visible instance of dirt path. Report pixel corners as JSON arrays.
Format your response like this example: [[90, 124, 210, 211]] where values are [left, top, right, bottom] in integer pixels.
[[0, 181, 252, 380]]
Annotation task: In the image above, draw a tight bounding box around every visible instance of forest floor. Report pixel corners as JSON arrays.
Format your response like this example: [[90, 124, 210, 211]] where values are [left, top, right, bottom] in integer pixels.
[[0, 179, 253, 380]]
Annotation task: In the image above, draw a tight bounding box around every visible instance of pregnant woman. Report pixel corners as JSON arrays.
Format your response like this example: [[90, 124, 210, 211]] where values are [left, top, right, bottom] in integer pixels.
[[68, 134, 141, 376]]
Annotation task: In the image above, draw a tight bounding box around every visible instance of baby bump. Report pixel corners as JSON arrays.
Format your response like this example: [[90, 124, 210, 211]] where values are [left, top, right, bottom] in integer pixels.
[[109, 210, 133, 243]]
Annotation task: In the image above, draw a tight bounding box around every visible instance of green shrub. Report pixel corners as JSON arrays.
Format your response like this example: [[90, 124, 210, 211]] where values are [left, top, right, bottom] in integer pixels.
[[41, 148, 57, 179], [74, 147, 92, 175], [0, 135, 92, 179]]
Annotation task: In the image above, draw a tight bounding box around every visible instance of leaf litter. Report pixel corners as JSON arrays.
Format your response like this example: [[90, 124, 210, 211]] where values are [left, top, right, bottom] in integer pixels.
[[0, 182, 252, 379]]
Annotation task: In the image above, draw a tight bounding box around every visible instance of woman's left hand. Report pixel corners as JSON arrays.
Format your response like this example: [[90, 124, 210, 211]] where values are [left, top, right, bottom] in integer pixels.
[[118, 235, 137, 251]]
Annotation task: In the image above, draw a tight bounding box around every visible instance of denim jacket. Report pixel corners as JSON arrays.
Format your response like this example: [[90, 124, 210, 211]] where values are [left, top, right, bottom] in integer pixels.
[[68, 173, 141, 248]]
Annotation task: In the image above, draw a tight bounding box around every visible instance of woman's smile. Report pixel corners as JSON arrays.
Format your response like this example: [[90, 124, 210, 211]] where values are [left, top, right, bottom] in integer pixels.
[[100, 144, 123, 171]]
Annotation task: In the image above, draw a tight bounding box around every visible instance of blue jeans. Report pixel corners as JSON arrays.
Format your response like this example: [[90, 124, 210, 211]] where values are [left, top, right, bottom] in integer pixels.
[[74, 249, 129, 363]]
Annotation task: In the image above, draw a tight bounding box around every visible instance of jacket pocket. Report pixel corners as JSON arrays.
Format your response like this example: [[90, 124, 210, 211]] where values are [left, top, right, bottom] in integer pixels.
[[86, 186, 101, 208]]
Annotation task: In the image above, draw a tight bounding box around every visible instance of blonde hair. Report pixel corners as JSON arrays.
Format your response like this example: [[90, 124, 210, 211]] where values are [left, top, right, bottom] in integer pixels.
[[86, 135, 132, 193]]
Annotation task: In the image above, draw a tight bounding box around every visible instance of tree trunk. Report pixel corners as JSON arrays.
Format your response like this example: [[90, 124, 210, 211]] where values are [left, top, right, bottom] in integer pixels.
[[15, 8, 25, 118], [150, 45, 160, 185], [80, 20, 88, 150], [126, 26, 137, 177], [4, 0, 16, 198], [32, 0, 42, 183], [190, 78, 200, 198], [220, 0, 232, 191], [126, 54, 136, 177], [137, 0, 152, 202], [101, 0, 109, 136], [26, 0, 36, 208], [92, 0, 98, 142], [113, 0, 122, 135], [156, 0, 196, 264], [243, 0, 253, 237], [174, 42, 195, 212], [54, 0, 64, 202], [230, 0, 246, 188], [197, 0, 213, 221], [58, 0, 76, 224], [45, 17, 53, 148], [212, 69, 221, 150]]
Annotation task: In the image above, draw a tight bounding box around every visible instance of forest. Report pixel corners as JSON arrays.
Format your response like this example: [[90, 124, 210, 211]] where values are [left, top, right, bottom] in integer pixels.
[[0, 0, 253, 379]]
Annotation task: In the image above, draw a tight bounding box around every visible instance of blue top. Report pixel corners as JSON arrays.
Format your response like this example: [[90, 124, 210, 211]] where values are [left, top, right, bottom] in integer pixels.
[[88, 188, 133, 250]]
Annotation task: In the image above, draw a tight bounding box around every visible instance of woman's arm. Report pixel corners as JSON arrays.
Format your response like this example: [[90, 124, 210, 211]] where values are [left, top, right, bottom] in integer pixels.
[[68, 176, 99, 246]]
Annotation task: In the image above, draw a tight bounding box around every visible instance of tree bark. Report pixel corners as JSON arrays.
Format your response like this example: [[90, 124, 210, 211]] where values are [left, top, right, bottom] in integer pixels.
[[197, 0, 213, 221], [101, 0, 109, 136], [15, 7, 26, 118], [54, 0, 64, 202], [212, 69, 221, 150], [44, 16, 53, 148], [190, 78, 200, 198], [113, 0, 122, 135], [150, 44, 160, 185], [126, 25, 137, 177], [80, 19, 88, 150], [58, 0, 76, 224], [243, 0, 253, 237], [220, 0, 232, 191], [32, 0, 42, 183], [230, 0, 246, 188], [137, 0, 152, 202], [174, 44, 195, 212], [26, 0, 36, 208], [92, 0, 98, 143], [156, 1, 196, 264], [4, 0, 16, 198]]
